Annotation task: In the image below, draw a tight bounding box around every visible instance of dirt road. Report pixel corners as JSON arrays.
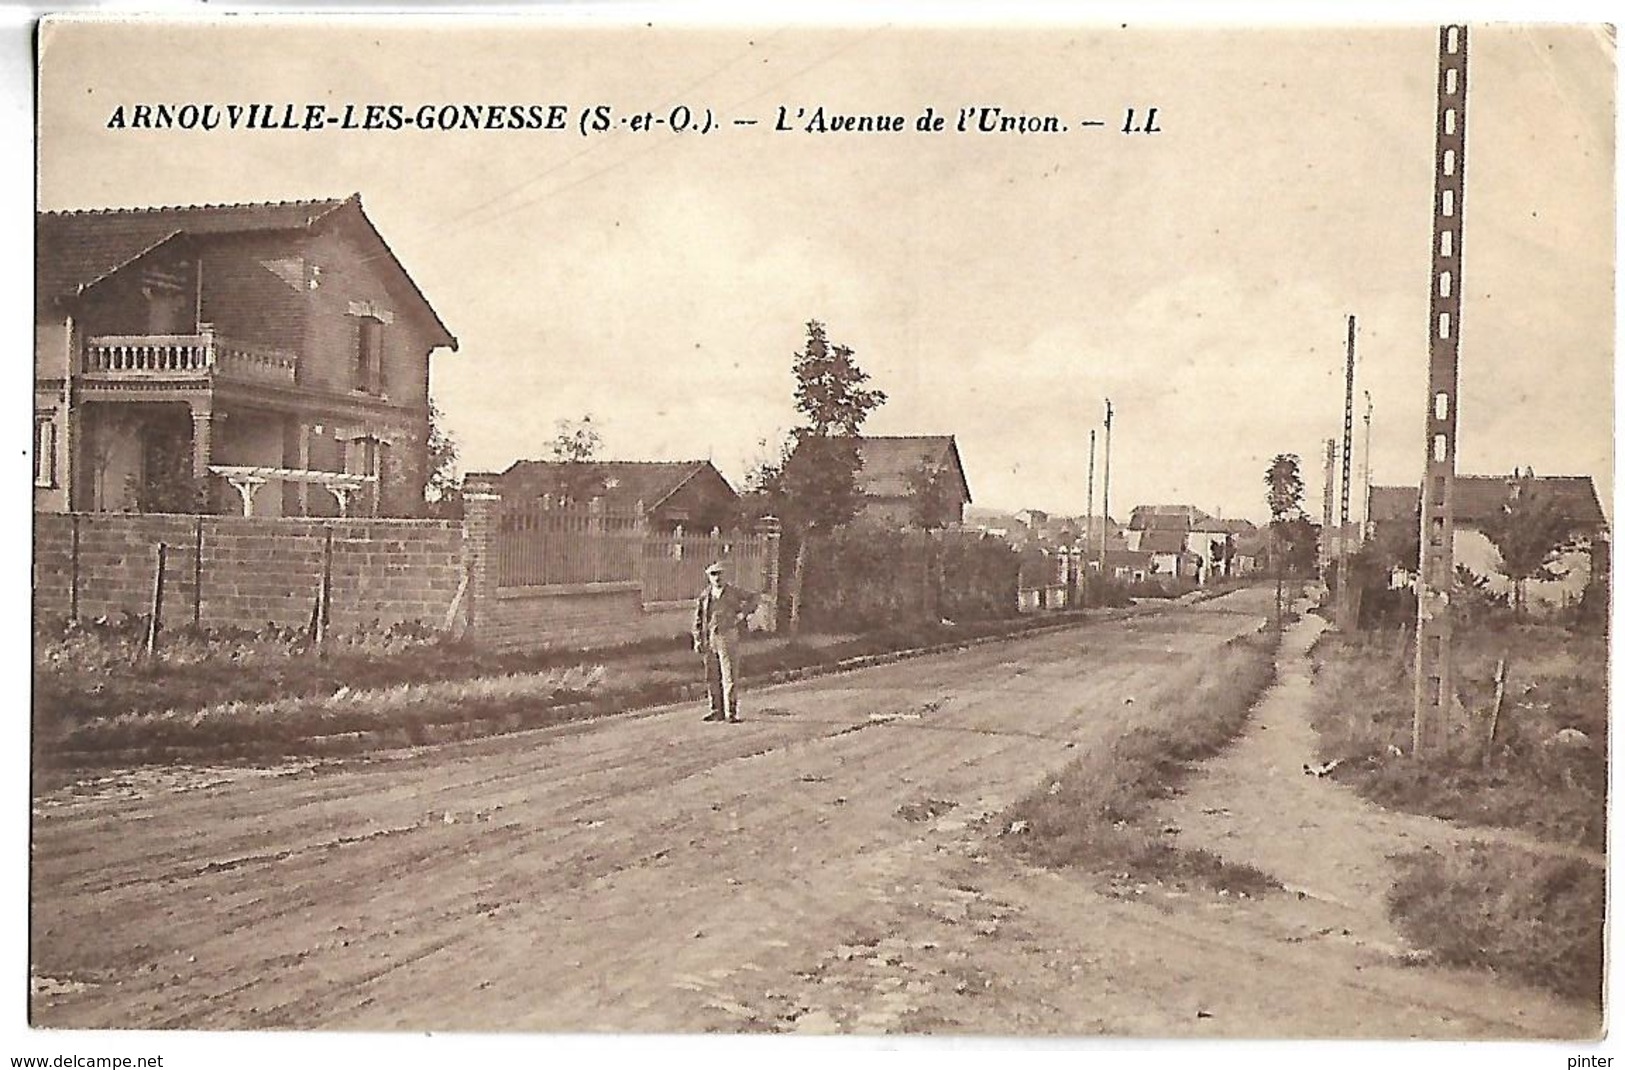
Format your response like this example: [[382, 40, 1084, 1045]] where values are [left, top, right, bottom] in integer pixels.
[[29, 588, 1591, 1036]]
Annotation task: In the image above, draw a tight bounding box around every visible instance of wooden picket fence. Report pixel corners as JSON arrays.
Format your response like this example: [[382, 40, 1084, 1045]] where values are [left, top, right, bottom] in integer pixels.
[[493, 501, 768, 597]]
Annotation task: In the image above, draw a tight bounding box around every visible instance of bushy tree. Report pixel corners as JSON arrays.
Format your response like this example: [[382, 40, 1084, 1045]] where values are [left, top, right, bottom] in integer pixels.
[[906, 459, 956, 530], [424, 399, 461, 517], [1479, 478, 1581, 619], [547, 413, 605, 504]]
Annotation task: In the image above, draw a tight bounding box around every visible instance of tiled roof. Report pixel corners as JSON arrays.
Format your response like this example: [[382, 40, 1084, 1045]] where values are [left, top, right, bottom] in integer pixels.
[[1137, 529, 1190, 555], [37, 194, 456, 349], [1128, 504, 1220, 531], [854, 435, 972, 503], [498, 459, 736, 512], [1369, 475, 1607, 529]]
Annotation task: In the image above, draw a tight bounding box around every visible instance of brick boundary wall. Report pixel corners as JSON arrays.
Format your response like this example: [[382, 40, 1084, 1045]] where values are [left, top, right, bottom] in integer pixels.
[[34, 513, 464, 634], [33, 484, 781, 651]]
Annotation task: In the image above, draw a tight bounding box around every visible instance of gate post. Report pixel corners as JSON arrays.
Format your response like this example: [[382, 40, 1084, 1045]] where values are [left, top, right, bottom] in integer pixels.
[[460, 472, 503, 638], [756, 514, 782, 634]]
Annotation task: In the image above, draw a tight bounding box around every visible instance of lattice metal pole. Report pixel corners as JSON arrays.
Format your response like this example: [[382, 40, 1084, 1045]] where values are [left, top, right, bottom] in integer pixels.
[[1414, 24, 1469, 757], [1322, 439, 1337, 576]]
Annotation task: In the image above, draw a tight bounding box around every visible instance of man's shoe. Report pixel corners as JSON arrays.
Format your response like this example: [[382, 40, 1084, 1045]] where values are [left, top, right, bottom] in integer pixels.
[[702, 713, 724, 722], [727, 715, 742, 723]]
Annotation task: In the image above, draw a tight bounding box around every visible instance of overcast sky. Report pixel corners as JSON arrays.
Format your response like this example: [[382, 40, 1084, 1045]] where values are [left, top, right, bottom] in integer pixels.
[[34, 17, 1614, 524]]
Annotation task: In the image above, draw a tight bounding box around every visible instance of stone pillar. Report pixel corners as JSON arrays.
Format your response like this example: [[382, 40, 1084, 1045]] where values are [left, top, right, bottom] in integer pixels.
[[460, 472, 503, 639], [756, 515, 782, 634]]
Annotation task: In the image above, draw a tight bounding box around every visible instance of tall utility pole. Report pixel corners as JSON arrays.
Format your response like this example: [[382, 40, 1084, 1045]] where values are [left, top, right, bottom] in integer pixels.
[[1340, 316, 1357, 547], [1338, 315, 1358, 625], [1321, 438, 1337, 575], [1362, 391, 1374, 540], [1415, 24, 1469, 758], [1086, 428, 1097, 568], [1101, 399, 1114, 566]]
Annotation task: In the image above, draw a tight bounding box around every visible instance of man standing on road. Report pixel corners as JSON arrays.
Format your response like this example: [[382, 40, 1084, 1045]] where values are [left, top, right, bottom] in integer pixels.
[[694, 561, 751, 723]]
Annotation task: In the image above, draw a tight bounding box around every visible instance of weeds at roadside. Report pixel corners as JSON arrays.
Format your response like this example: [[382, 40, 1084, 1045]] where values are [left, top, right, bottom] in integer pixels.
[[1311, 615, 1606, 1009], [999, 628, 1280, 894], [47, 665, 606, 757], [1308, 624, 1606, 851], [1388, 844, 1604, 1011]]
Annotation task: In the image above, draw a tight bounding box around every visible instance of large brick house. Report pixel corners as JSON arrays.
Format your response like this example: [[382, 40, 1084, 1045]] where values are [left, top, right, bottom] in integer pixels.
[[34, 194, 457, 518]]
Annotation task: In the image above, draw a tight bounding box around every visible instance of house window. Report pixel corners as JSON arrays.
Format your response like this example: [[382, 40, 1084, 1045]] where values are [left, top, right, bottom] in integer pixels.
[[354, 316, 384, 394], [33, 416, 57, 488]]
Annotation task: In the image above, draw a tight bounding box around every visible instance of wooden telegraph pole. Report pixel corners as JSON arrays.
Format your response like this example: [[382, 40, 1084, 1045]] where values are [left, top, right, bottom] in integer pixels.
[[1086, 428, 1097, 599], [1414, 24, 1469, 757], [1101, 399, 1113, 568], [1362, 391, 1374, 541]]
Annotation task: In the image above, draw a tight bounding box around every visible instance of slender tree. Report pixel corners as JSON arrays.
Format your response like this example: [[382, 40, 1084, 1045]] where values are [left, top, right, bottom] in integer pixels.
[[773, 321, 888, 628], [1265, 453, 1307, 628]]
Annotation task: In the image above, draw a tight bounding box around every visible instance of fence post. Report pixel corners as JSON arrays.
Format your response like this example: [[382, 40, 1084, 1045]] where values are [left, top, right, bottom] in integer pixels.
[[460, 472, 504, 640], [314, 525, 334, 658], [69, 513, 81, 621], [756, 515, 782, 634], [144, 542, 167, 658], [192, 515, 204, 629]]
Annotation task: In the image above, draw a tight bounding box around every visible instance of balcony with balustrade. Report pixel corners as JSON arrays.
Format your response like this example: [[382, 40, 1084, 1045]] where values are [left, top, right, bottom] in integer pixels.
[[81, 329, 299, 387]]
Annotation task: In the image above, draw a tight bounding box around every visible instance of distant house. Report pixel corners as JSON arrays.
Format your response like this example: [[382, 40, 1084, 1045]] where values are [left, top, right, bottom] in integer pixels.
[[1135, 528, 1201, 582], [1102, 548, 1154, 583], [34, 194, 458, 518], [1368, 473, 1608, 611], [852, 435, 972, 528], [497, 459, 740, 533], [1126, 505, 1254, 582]]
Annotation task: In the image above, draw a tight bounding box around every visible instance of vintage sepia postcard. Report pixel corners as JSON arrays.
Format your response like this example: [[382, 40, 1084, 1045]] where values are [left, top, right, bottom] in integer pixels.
[[22, 9, 1614, 1065]]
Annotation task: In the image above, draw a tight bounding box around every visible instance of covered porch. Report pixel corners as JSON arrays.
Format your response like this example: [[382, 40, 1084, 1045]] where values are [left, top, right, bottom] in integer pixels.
[[71, 396, 392, 518]]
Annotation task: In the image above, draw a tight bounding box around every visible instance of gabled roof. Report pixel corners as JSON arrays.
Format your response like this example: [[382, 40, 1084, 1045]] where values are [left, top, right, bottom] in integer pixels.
[[1369, 475, 1607, 529], [853, 435, 972, 504], [498, 459, 737, 513], [37, 194, 457, 350], [1128, 504, 1221, 532]]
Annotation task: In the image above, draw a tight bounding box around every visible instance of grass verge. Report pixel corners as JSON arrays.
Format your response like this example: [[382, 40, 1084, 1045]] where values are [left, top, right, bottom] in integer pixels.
[[36, 609, 1110, 767], [1000, 627, 1279, 894], [1309, 615, 1606, 1008], [1308, 623, 1606, 852], [1389, 844, 1604, 1010]]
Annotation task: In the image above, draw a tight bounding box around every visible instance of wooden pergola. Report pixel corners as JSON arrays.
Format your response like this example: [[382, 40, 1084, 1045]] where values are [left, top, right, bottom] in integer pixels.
[[208, 465, 375, 517]]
